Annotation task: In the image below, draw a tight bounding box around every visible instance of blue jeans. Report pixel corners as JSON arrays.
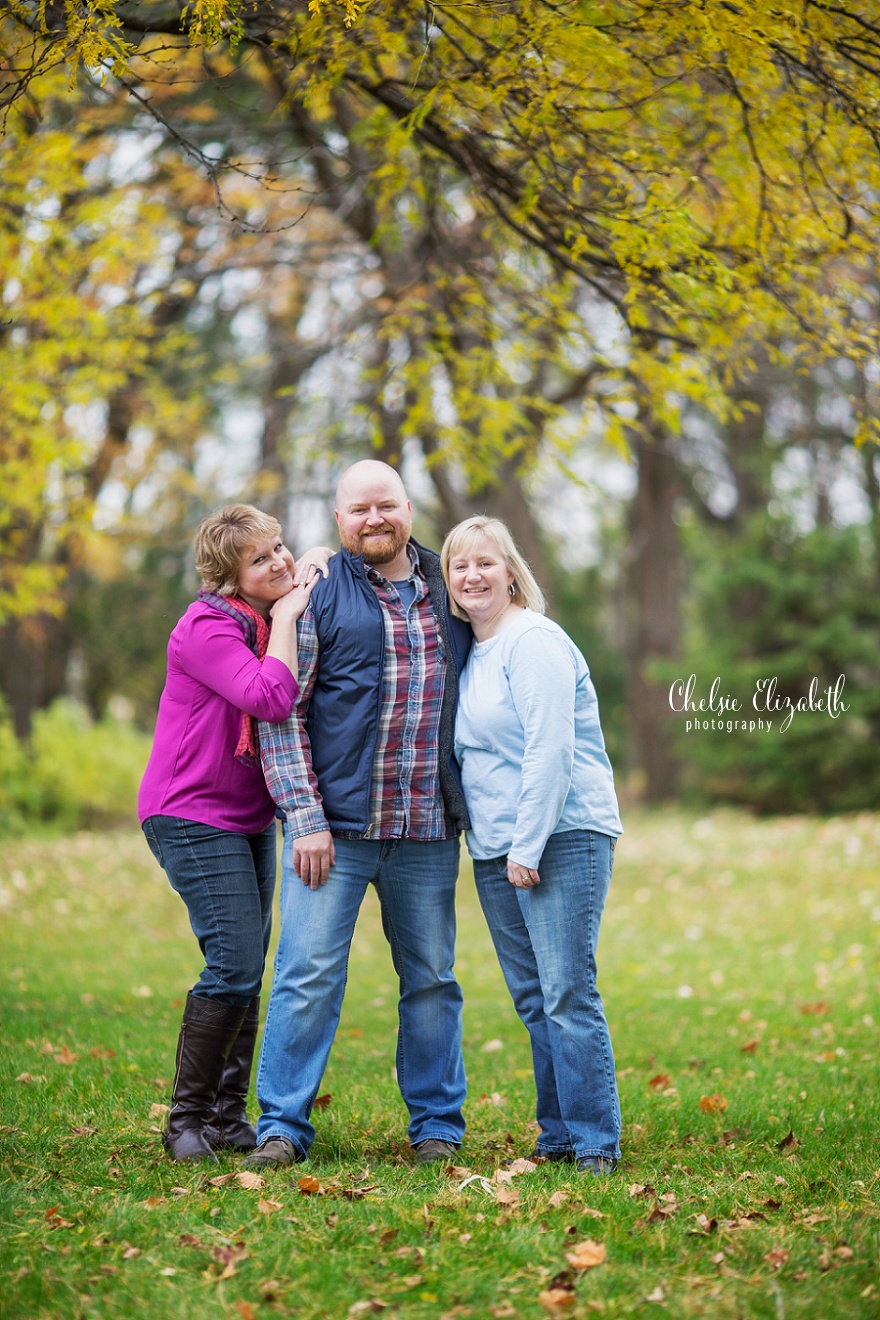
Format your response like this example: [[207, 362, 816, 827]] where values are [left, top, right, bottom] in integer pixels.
[[256, 834, 466, 1156], [473, 829, 621, 1161], [142, 815, 276, 1007]]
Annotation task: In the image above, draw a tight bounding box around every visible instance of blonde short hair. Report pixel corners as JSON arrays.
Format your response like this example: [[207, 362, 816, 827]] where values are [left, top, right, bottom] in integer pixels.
[[440, 516, 546, 620], [194, 504, 283, 596]]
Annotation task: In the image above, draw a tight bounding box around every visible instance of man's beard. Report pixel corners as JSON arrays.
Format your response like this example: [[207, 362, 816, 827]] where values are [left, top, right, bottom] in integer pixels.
[[343, 526, 410, 565]]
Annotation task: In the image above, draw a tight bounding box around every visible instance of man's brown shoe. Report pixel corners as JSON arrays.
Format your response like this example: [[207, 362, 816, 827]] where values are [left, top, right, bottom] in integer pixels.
[[241, 1136, 304, 1169]]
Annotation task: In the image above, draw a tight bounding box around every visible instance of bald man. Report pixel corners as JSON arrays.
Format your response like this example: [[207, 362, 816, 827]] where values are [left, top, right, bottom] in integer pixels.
[[247, 461, 471, 1168]]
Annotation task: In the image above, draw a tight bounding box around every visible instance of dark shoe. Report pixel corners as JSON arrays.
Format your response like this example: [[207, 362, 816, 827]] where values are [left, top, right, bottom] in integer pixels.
[[576, 1155, 618, 1176], [241, 1136, 305, 1169], [413, 1138, 459, 1165], [521, 1148, 576, 1164], [163, 992, 247, 1164], [205, 995, 260, 1151]]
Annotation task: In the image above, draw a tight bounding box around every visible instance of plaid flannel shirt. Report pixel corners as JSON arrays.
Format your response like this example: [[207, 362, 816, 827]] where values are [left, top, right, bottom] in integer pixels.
[[259, 546, 453, 840]]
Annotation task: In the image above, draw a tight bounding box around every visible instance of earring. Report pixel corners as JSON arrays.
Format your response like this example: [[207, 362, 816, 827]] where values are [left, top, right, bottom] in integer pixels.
[[508, 582, 516, 597]]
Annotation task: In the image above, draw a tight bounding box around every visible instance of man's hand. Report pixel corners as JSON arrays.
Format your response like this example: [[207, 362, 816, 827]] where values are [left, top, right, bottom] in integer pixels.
[[293, 830, 335, 889]]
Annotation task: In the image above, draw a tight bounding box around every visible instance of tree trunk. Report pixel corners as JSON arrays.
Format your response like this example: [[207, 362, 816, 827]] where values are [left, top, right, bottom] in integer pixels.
[[625, 419, 682, 801]]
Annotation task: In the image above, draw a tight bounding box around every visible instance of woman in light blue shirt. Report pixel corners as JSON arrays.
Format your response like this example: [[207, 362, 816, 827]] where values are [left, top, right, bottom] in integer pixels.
[[442, 516, 622, 1175]]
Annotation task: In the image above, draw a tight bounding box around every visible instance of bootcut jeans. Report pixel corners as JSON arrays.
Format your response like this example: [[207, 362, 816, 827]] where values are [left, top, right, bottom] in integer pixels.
[[142, 815, 276, 1007], [472, 828, 621, 1161], [255, 833, 466, 1157]]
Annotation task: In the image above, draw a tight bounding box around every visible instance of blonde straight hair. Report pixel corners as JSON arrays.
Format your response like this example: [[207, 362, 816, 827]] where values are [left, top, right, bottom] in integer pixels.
[[441, 516, 546, 620]]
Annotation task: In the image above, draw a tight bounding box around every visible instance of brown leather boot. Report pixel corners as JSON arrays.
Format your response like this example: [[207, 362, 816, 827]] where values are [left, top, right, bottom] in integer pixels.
[[205, 995, 260, 1151], [163, 992, 247, 1163]]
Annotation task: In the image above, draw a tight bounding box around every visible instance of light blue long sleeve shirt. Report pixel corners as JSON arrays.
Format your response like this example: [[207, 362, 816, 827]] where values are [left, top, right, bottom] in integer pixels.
[[454, 609, 622, 867]]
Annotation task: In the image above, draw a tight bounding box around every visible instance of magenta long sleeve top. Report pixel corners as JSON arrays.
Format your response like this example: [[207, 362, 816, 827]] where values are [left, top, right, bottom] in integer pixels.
[[138, 601, 299, 834]]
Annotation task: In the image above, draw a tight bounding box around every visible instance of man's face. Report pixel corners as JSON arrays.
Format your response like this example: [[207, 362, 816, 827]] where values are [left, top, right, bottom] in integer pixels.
[[335, 474, 413, 565]]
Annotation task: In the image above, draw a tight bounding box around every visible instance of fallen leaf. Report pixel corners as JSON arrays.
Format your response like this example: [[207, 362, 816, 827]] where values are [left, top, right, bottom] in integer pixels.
[[582, 1207, 605, 1220], [507, 1158, 537, 1175], [481, 1039, 504, 1052], [41, 1041, 57, 1055], [402, 1274, 424, 1288], [799, 1001, 828, 1015], [565, 1239, 606, 1270], [122, 1245, 141, 1259], [179, 1234, 206, 1249], [765, 1248, 789, 1270], [645, 1285, 665, 1303], [90, 1046, 116, 1059], [212, 1242, 247, 1280], [149, 1103, 170, 1118], [538, 1287, 576, 1315], [776, 1129, 799, 1152], [257, 1198, 282, 1214], [548, 1190, 569, 1208], [835, 1245, 854, 1261], [459, 1233, 472, 1243], [297, 1175, 325, 1195], [740, 1039, 760, 1053], [169, 1187, 190, 1197], [489, 1305, 516, 1319], [15, 1073, 46, 1084], [347, 1301, 390, 1315], [235, 1170, 265, 1190], [313, 1093, 332, 1109], [494, 1186, 520, 1207], [699, 1093, 728, 1114], [143, 1197, 166, 1209], [258, 1280, 284, 1301], [648, 1073, 671, 1090], [690, 1214, 718, 1235], [236, 1304, 258, 1320], [71, 1125, 97, 1137], [55, 1045, 78, 1066], [208, 1174, 235, 1187], [629, 1183, 657, 1199]]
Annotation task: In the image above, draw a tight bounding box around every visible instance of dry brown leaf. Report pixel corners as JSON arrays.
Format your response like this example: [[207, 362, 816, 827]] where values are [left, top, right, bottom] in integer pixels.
[[257, 1198, 282, 1214], [799, 1000, 828, 1015], [122, 1245, 141, 1259], [448, 1165, 473, 1179], [537, 1287, 576, 1315], [347, 1301, 390, 1315], [208, 1173, 235, 1187], [648, 1073, 671, 1090], [765, 1248, 789, 1270], [775, 1129, 799, 1152], [565, 1239, 606, 1270], [55, 1046, 78, 1066], [71, 1125, 97, 1137], [235, 1170, 265, 1190], [313, 1093, 332, 1109], [495, 1186, 520, 1207], [548, 1190, 569, 1209], [698, 1093, 728, 1114], [402, 1274, 424, 1288], [740, 1039, 760, 1053], [628, 1183, 657, 1199], [493, 1169, 516, 1184], [835, 1245, 854, 1261], [15, 1073, 46, 1084], [142, 1197, 166, 1209], [645, 1285, 665, 1303], [235, 1304, 258, 1320], [489, 1305, 516, 1319], [297, 1175, 325, 1195], [149, 1103, 170, 1118], [582, 1207, 605, 1220], [507, 1158, 538, 1175]]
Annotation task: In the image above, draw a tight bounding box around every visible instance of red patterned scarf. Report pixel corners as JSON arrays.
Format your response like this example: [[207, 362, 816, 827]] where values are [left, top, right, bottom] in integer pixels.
[[197, 591, 270, 767]]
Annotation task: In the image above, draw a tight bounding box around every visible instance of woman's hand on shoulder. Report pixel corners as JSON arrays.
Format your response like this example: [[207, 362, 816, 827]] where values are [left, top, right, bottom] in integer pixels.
[[294, 545, 334, 582], [271, 565, 319, 623]]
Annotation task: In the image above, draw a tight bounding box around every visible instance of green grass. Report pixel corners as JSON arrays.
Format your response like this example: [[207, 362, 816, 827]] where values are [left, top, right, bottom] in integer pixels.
[[1, 809, 879, 1318]]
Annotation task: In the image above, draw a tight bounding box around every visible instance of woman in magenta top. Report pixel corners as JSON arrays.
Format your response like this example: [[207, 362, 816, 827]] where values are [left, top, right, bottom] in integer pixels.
[[139, 504, 321, 1164]]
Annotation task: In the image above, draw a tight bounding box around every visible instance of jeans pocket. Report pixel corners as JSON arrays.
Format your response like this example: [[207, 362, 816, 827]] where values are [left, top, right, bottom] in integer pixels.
[[142, 819, 164, 868]]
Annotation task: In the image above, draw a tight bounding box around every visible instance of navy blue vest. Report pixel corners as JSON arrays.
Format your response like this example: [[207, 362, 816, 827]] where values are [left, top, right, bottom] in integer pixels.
[[306, 540, 471, 835]]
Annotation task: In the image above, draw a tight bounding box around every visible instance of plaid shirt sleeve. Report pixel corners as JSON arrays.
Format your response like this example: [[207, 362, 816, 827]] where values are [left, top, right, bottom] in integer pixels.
[[258, 604, 329, 836]]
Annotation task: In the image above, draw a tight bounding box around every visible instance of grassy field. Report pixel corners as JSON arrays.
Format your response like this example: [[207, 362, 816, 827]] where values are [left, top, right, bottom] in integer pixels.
[[1, 808, 878, 1319]]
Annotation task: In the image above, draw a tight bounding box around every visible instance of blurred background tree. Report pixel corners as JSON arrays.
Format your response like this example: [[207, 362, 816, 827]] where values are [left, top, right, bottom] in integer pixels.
[[1, 1, 880, 821]]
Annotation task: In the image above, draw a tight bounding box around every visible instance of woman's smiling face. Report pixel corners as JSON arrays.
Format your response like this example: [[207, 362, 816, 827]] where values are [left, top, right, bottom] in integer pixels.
[[446, 532, 515, 627], [235, 536, 296, 614]]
